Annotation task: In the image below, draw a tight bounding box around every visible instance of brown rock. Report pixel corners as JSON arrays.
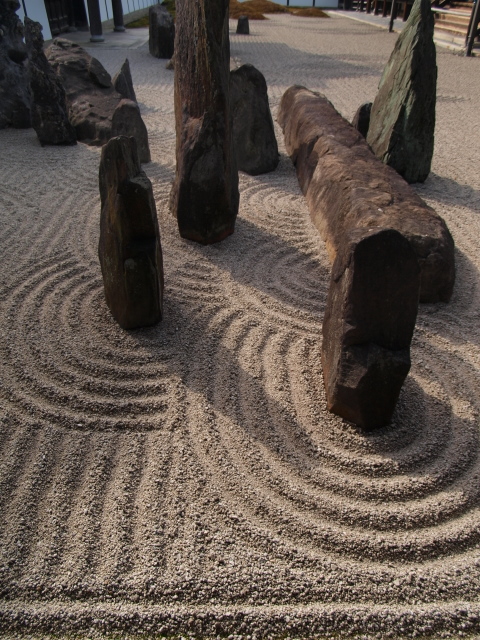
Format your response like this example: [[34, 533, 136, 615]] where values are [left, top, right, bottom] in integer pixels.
[[149, 5, 175, 59], [322, 228, 420, 429], [278, 86, 454, 303], [170, 0, 239, 244], [24, 17, 76, 146], [111, 99, 150, 164], [45, 38, 150, 160], [112, 58, 136, 102], [98, 136, 163, 330], [230, 63, 279, 175], [0, 0, 31, 128]]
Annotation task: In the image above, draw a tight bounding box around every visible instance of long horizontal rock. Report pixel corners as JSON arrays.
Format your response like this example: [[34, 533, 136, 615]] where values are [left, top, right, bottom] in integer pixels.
[[278, 86, 455, 303]]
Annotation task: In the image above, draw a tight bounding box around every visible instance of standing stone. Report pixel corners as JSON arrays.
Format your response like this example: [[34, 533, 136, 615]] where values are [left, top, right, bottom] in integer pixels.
[[45, 39, 150, 161], [0, 0, 31, 128], [112, 58, 136, 102], [351, 102, 371, 139], [24, 18, 76, 145], [149, 5, 175, 59], [98, 136, 164, 330], [322, 228, 420, 430], [366, 0, 436, 183], [236, 15, 250, 34], [171, 0, 239, 244], [230, 64, 279, 175]]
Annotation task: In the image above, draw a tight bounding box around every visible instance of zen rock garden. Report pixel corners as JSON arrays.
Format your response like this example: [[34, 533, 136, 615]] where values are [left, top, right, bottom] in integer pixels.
[[0, 0, 456, 430]]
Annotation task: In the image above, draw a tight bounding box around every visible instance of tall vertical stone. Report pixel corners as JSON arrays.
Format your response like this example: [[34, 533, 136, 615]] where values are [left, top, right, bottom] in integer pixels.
[[366, 0, 436, 184], [149, 5, 175, 59], [24, 18, 76, 146], [171, 0, 239, 244], [0, 0, 31, 128], [98, 136, 164, 330]]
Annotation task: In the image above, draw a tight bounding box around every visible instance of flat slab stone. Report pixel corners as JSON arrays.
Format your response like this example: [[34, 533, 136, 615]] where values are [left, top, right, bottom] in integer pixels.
[[278, 85, 455, 304]]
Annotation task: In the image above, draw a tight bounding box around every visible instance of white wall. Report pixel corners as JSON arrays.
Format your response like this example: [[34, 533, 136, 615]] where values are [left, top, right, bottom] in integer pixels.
[[16, 0, 52, 41]]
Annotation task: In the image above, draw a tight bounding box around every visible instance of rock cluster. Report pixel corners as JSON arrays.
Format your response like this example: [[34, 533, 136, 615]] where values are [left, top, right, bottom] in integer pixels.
[[45, 39, 150, 162], [230, 64, 279, 175], [24, 17, 76, 146], [0, 0, 31, 129], [149, 4, 175, 59], [171, 0, 239, 244], [98, 136, 164, 330], [366, 0, 436, 183]]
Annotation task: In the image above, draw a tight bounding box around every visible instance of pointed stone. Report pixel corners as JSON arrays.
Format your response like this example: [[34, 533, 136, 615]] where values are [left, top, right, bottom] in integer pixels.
[[111, 99, 150, 164], [98, 136, 164, 330], [24, 18, 76, 145], [230, 64, 279, 175], [112, 58, 136, 102], [171, 0, 239, 244], [366, 0, 436, 183]]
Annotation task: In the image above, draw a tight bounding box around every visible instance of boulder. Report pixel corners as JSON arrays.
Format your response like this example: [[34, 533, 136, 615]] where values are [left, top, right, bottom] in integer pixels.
[[0, 0, 31, 128], [236, 15, 250, 34], [171, 0, 239, 244], [111, 99, 150, 163], [149, 5, 175, 59], [112, 58, 136, 102], [366, 0, 436, 183], [45, 38, 150, 161], [24, 17, 76, 145], [322, 228, 420, 429], [230, 63, 279, 175], [278, 86, 455, 303], [98, 136, 164, 330], [351, 101, 371, 138]]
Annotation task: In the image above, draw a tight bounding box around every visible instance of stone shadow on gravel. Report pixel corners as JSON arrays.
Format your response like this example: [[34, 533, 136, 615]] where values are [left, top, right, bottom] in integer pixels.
[[417, 173, 480, 213]]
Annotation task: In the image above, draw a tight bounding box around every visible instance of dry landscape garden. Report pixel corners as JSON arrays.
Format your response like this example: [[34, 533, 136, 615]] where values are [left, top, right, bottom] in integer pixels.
[[1, 0, 480, 637]]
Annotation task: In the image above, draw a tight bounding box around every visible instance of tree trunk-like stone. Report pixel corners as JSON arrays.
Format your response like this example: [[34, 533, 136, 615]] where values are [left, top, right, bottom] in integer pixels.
[[236, 16, 250, 34], [322, 228, 420, 429], [0, 0, 31, 128], [112, 58, 136, 102], [171, 0, 239, 244], [98, 136, 163, 330], [230, 64, 279, 176], [46, 39, 150, 161], [366, 0, 436, 184], [278, 86, 454, 303], [149, 5, 175, 59], [24, 18, 76, 146]]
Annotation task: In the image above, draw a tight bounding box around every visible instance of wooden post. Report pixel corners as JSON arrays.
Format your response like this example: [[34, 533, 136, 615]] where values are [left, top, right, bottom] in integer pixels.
[[112, 0, 125, 31], [86, 0, 104, 41], [466, 0, 479, 55]]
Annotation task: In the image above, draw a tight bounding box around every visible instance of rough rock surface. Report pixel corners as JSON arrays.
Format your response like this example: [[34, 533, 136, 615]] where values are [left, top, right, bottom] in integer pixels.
[[322, 228, 420, 429], [278, 85, 454, 303], [230, 63, 279, 175], [149, 5, 175, 59], [45, 38, 150, 161], [0, 0, 31, 128], [24, 18, 76, 146], [171, 0, 239, 244], [366, 0, 436, 183], [98, 135, 163, 329], [236, 15, 250, 34], [111, 99, 150, 163], [351, 101, 371, 138], [112, 58, 136, 102]]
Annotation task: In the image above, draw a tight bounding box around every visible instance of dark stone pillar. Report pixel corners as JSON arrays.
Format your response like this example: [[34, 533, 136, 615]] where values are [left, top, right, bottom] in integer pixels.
[[111, 0, 125, 32], [86, 0, 104, 42]]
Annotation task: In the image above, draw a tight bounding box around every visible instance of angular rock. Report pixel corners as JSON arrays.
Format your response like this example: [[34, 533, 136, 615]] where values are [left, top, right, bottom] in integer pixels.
[[112, 58, 136, 102], [278, 86, 455, 303], [24, 18, 76, 146], [111, 99, 150, 163], [45, 38, 150, 160], [230, 63, 279, 175], [236, 15, 250, 34], [171, 0, 239, 244], [149, 5, 175, 59], [366, 0, 436, 183], [351, 101, 371, 139], [98, 135, 163, 330], [322, 228, 420, 429], [0, 0, 31, 128]]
